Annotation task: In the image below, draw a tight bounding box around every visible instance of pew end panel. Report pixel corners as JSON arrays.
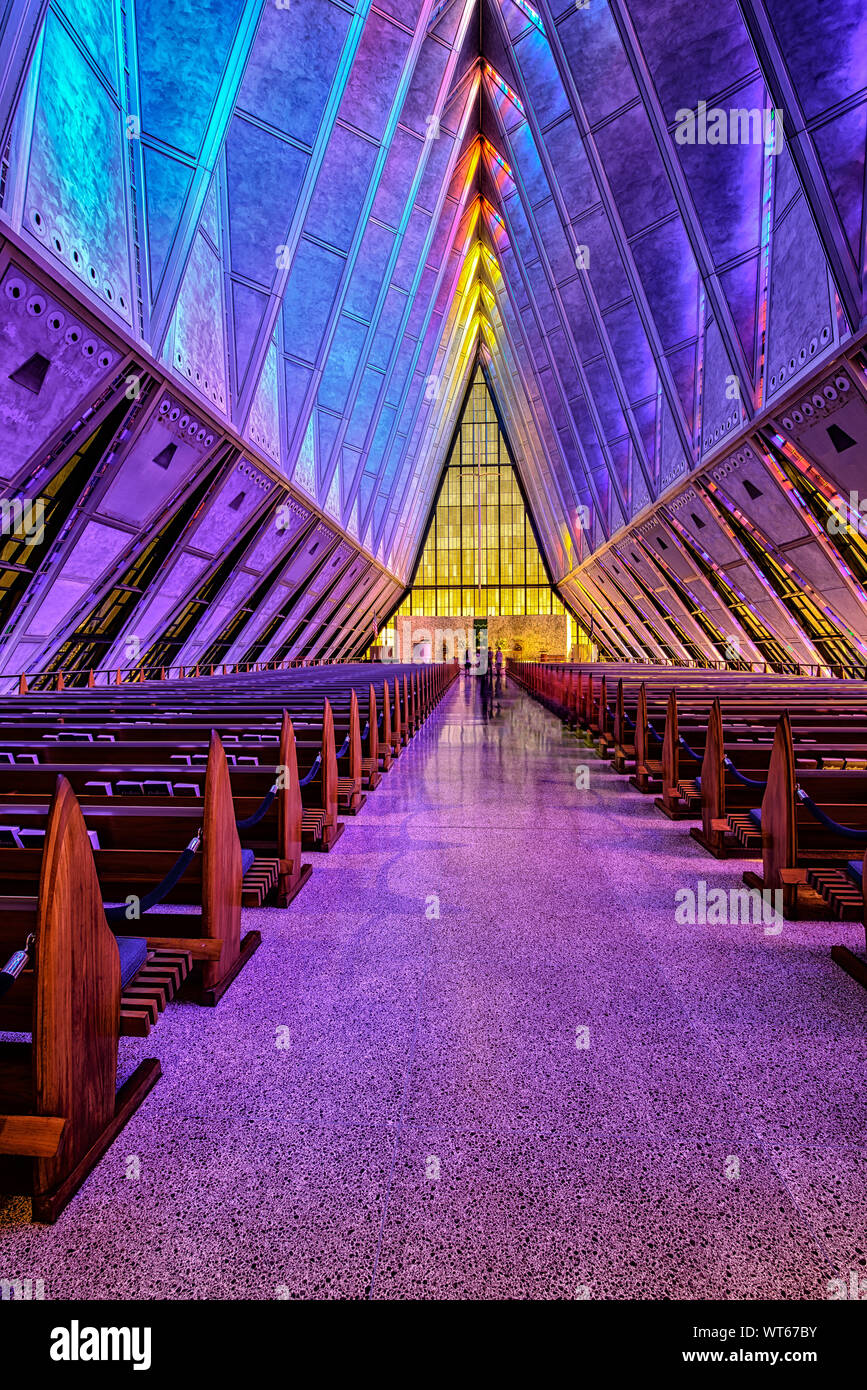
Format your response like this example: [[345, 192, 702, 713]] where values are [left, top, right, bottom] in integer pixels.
[[690, 700, 742, 857], [629, 685, 663, 793], [362, 685, 382, 790], [742, 713, 846, 920], [0, 776, 162, 1223], [758, 712, 806, 919], [274, 711, 310, 908], [192, 731, 260, 1004], [655, 691, 699, 820], [380, 681, 392, 771], [390, 678, 402, 756], [831, 848, 867, 989], [336, 689, 366, 816]]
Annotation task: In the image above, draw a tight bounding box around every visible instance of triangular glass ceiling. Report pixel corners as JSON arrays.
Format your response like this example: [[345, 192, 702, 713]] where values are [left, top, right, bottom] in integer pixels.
[[1, 0, 865, 671], [395, 367, 568, 621]]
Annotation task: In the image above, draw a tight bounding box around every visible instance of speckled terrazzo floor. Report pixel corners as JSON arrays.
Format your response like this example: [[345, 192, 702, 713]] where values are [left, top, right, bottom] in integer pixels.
[[2, 676, 866, 1299]]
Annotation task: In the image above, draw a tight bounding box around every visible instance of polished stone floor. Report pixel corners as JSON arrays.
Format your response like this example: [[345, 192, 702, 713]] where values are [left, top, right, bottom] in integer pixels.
[[2, 675, 866, 1298]]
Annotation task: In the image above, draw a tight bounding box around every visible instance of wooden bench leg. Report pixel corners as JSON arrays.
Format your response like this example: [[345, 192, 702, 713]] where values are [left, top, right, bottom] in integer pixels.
[[654, 795, 699, 821], [31, 1060, 162, 1224], [278, 861, 313, 908], [319, 822, 345, 852], [831, 945, 867, 990], [180, 932, 262, 1007], [742, 869, 810, 920]]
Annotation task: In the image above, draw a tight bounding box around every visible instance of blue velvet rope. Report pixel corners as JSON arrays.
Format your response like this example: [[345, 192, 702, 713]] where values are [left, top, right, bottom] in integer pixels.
[[361, 722, 369, 741], [678, 734, 703, 762], [299, 753, 321, 786], [723, 756, 767, 789], [336, 734, 350, 759], [104, 832, 201, 921], [796, 787, 867, 843], [236, 782, 278, 830]]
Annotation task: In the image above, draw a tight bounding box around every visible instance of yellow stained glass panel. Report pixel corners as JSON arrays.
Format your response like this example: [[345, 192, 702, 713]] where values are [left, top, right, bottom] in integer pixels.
[[400, 369, 566, 623]]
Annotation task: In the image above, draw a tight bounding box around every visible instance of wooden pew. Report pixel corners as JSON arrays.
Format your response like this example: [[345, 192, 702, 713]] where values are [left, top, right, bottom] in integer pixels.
[[0, 702, 336, 864], [293, 699, 342, 851], [5, 679, 395, 801], [742, 712, 867, 920], [690, 700, 775, 859], [657, 690, 867, 821], [0, 665, 459, 886], [227, 711, 309, 907], [0, 777, 191, 1222], [681, 702, 867, 859], [830, 852, 867, 990], [363, 683, 384, 786], [0, 734, 261, 1006]]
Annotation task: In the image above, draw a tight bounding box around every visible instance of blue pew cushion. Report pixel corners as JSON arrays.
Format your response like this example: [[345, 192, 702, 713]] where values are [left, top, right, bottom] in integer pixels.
[[116, 936, 148, 989], [748, 808, 762, 830], [241, 848, 255, 878], [846, 860, 863, 889]]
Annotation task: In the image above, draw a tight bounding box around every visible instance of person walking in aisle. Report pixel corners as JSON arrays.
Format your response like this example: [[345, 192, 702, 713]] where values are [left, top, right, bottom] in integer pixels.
[[481, 666, 498, 720]]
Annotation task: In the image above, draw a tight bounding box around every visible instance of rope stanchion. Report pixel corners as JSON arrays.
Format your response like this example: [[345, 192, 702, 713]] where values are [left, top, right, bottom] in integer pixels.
[[235, 782, 279, 830], [0, 932, 34, 1001], [104, 831, 202, 921], [796, 788, 867, 843]]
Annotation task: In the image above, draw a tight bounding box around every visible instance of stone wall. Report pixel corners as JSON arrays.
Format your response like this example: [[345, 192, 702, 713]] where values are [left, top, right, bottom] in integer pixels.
[[391, 613, 569, 663], [488, 614, 569, 661]]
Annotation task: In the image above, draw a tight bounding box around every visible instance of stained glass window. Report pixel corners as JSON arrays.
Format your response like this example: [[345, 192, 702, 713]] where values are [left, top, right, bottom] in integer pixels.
[[395, 370, 565, 622]]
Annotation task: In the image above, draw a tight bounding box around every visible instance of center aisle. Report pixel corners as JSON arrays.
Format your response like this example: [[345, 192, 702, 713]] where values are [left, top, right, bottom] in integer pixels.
[[5, 674, 863, 1298]]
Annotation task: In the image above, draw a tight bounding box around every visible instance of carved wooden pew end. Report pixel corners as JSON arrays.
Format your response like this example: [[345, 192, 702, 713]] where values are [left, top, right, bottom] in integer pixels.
[[0, 778, 165, 1223]]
